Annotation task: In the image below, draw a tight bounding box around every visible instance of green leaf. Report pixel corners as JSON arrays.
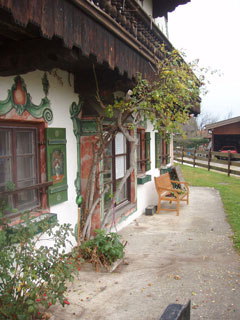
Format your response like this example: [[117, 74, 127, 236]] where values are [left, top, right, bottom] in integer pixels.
[[28, 305, 35, 313]]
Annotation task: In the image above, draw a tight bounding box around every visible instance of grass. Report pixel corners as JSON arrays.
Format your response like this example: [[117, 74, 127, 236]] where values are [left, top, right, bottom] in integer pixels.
[[177, 164, 240, 252]]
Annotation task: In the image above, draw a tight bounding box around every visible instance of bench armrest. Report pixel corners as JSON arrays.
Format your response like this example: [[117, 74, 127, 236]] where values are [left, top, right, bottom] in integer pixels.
[[158, 187, 181, 197]]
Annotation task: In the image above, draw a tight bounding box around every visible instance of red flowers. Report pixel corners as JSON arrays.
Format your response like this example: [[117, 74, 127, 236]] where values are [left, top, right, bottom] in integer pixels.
[[63, 300, 70, 305], [36, 298, 40, 302], [48, 302, 52, 306]]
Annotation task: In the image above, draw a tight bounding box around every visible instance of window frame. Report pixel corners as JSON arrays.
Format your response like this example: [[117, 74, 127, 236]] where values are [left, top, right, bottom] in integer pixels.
[[0, 121, 44, 217], [155, 132, 170, 168], [103, 132, 130, 211], [137, 128, 148, 176], [136, 129, 146, 175]]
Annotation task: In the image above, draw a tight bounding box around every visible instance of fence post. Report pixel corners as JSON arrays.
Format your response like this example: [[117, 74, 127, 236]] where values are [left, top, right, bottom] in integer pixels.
[[193, 148, 196, 167], [227, 151, 231, 176], [181, 147, 184, 164], [208, 150, 211, 171]]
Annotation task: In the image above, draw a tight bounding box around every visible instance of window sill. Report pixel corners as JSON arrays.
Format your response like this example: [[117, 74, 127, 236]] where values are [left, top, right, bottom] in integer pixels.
[[103, 202, 136, 228], [137, 174, 152, 185], [2, 213, 58, 237]]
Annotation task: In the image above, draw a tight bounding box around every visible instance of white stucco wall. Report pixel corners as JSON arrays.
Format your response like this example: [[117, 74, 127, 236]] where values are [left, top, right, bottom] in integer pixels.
[[116, 122, 174, 231], [137, 0, 153, 17], [0, 71, 174, 237], [155, 17, 168, 38], [46, 70, 79, 228], [116, 121, 159, 231], [0, 69, 79, 233]]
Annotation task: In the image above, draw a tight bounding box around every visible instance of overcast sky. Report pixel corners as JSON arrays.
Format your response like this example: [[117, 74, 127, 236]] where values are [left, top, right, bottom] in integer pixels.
[[167, 0, 240, 121]]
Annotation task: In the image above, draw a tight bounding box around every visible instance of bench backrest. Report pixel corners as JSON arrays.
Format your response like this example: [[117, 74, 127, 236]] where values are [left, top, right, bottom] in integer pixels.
[[154, 173, 172, 195]]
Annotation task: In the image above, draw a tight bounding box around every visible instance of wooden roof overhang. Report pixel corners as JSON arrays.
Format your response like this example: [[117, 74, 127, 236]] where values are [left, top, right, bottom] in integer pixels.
[[0, 0, 199, 115], [0, 0, 176, 82], [152, 0, 191, 18]]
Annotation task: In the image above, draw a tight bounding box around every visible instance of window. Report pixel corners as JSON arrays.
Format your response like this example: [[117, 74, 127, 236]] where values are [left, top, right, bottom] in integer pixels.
[[137, 131, 144, 174], [155, 133, 170, 168], [103, 132, 130, 211], [0, 124, 39, 215], [137, 130, 151, 173]]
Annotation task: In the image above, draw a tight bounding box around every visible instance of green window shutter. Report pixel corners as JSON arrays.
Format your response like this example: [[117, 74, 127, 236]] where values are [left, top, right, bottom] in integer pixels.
[[145, 132, 151, 171], [166, 141, 170, 164], [166, 134, 171, 164], [45, 128, 68, 206], [155, 133, 162, 168]]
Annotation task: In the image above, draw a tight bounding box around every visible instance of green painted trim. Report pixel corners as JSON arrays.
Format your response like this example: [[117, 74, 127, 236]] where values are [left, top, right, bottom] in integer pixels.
[[48, 139, 67, 145], [79, 119, 99, 136], [117, 204, 137, 225], [45, 128, 68, 206], [155, 133, 162, 168], [145, 132, 151, 171], [6, 213, 58, 239], [69, 96, 84, 198], [48, 184, 68, 194], [137, 174, 152, 185], [0, 75, 53, 123]]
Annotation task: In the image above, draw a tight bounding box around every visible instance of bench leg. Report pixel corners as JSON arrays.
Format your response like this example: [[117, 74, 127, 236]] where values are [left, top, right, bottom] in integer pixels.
[[177, 199, 180, 216], [156, 198, 161, 214]]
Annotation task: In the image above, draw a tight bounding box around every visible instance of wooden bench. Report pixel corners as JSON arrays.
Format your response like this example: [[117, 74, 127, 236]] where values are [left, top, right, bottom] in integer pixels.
[[154, 172, 189, 216]]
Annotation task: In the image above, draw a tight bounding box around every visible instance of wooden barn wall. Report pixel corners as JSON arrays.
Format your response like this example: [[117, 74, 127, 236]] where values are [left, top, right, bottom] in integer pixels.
[[0, 0, 154, 80], [213, 122, 240, 135]]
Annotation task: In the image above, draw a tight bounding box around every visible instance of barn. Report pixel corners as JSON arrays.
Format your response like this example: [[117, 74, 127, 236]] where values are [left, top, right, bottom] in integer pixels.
[[205, 116, 240, 153]]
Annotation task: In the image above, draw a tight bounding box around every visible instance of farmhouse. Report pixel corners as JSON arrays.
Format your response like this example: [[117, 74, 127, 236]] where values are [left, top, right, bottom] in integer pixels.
[[0, 0, 198, 238]]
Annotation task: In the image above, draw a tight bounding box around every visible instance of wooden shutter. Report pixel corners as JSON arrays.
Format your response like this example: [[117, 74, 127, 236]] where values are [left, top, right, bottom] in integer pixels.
[[165, 133, 171, 164], [166, 140, 171, 164], [145, 132, 151, 171], [45, 128, 68, 206], [155, 133, 162, 168]]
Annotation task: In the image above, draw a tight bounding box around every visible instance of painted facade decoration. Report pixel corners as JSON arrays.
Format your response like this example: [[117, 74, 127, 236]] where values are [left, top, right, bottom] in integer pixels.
[[0, 75, 53, 123], [51, 150, 64, 183]]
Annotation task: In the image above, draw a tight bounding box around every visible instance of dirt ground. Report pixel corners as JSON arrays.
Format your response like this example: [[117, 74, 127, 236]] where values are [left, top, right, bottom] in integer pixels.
[[49, 186, 240, 320]]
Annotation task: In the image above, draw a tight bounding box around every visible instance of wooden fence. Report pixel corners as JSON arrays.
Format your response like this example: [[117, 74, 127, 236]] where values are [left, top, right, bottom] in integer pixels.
[[174, 148, 240, 177]]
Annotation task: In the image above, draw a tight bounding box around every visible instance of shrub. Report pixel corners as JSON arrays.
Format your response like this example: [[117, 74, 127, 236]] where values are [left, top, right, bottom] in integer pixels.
[[0, 212, 79, 320], [80, 229, 125, 271], [174, 137, 209, 149]]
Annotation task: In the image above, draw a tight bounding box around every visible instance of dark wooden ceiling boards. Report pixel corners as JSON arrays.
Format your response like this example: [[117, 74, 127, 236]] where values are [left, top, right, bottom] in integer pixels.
[[0, 0, 191, 83]]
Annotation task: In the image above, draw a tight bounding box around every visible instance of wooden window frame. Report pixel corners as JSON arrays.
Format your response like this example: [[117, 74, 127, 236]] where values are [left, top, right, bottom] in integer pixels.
[[103, 132, 130, 210], [155, 132, 170, 168], [0, 121, 50, 217], [137, 129, 146, 174]]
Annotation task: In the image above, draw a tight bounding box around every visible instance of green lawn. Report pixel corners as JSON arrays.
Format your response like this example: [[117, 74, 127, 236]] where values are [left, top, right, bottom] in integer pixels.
[[177, 164, 240, 253]]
